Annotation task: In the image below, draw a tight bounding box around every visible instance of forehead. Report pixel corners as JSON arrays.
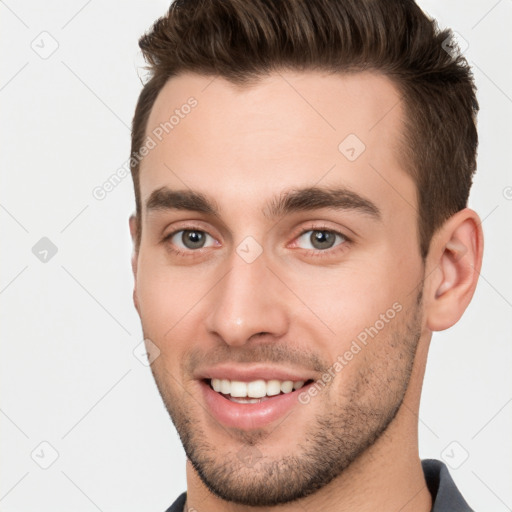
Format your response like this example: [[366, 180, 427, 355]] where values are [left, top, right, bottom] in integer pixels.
[[140, 70, 414, 223]]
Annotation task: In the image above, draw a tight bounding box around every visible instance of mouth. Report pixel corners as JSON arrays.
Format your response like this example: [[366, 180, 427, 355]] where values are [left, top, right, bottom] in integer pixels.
[[207, 378, 313, 403], [199, 376, 316, 430]]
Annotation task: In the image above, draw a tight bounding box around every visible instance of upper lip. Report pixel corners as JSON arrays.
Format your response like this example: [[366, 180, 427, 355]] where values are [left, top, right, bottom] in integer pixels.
[[195, 364, 317, 383]]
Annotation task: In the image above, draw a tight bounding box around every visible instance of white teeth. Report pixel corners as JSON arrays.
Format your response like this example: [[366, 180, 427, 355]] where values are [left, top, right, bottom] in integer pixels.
[[266, 380, 281, 396], [220, 379, 230, 395], [230, 396, 262, 404], [247, 380, 267, 398], [210, 378, 308, 398], [230, 381, 248, 397], [280, 381, 294, 393]]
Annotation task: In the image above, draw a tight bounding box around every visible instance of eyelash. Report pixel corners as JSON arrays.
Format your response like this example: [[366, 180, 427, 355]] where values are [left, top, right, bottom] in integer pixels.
[[162, 224, 351, 260]]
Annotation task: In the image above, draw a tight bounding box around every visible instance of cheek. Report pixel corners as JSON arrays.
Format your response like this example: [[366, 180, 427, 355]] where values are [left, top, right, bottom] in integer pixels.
[[136, 270, 190, 385], [320, 304, 415, 412], [137, 270, 173, 330], [137, 246, 198, 313], [135, 259, 195, 345], [290, 265, 402, 342]]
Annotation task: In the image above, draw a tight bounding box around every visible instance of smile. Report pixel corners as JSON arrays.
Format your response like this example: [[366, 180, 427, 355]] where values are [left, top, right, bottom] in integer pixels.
[[209, 378, 310, 403], [199, 376, 315, 430]]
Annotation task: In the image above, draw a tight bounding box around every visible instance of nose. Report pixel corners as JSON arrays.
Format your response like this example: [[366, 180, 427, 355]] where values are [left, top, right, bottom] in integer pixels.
[[204, 249, 289, 347]]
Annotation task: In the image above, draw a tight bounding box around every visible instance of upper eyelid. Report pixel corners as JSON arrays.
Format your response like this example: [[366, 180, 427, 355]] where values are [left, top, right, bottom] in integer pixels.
[[295, 226, 349, 238], [161, 215, 354, 238], [164, 224, 350, 249]]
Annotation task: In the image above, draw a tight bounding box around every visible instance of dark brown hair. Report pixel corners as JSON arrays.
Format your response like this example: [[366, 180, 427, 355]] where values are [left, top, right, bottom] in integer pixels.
[[130, 0, 478, 259]]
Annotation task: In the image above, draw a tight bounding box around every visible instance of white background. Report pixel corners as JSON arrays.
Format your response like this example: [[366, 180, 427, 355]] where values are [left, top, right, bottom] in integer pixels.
[[1, 0, 511, 510]]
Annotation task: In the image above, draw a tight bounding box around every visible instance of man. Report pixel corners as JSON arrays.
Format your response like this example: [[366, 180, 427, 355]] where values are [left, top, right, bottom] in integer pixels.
[[128, 0, 483, 510]]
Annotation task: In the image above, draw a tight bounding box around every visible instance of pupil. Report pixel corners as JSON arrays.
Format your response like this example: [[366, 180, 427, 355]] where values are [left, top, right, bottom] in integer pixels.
[[183, 230, 205, 249], [311, 230, 335, 249]]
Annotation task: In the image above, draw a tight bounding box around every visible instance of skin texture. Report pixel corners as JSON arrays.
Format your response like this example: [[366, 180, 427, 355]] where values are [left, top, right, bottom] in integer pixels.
[[129, 70, 483, 512]]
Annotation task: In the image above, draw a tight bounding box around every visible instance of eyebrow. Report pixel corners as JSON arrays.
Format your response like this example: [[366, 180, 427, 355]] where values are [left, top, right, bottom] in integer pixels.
[[145, 185, 381, 221]]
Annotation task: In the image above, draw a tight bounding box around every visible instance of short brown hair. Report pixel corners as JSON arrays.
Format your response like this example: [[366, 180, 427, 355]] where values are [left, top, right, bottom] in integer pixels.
[[130, 0, 478, 259]]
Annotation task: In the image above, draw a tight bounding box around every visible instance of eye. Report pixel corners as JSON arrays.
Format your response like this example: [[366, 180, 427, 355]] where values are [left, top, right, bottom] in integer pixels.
[[294, 228, 348, 252], [166, 229, 217, 251]]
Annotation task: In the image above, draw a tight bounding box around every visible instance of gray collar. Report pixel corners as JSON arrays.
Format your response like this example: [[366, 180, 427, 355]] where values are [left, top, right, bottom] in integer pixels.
[[422, 459, 474, 511]]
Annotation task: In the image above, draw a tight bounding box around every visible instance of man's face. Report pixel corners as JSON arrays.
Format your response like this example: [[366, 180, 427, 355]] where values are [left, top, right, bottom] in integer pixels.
[[132, 71, 426, 506]]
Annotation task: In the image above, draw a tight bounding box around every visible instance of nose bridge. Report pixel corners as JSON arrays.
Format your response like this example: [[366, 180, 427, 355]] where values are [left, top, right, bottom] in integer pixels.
[[205, 246, 289, 346]]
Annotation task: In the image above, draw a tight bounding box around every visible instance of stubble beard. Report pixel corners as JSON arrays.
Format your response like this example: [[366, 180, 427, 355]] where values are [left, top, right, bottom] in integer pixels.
[[149, 294, 423, 507]]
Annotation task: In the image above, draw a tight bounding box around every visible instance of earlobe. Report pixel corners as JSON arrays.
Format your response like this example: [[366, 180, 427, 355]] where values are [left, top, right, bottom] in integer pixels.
[[425, 208, 484, 332]]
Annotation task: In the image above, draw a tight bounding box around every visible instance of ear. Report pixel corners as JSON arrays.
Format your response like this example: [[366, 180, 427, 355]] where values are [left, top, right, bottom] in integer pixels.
[[424, 208, 484, 332], [129, 214, 140, 314]]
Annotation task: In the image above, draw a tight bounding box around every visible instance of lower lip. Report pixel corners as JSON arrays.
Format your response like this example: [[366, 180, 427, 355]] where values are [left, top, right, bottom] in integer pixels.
[[199, 380, 312, 430]]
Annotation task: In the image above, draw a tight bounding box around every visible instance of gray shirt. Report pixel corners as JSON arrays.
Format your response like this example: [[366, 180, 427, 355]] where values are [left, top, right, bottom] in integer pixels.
[[423, 459, 474, 511], [164, 458, 474, 511]]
